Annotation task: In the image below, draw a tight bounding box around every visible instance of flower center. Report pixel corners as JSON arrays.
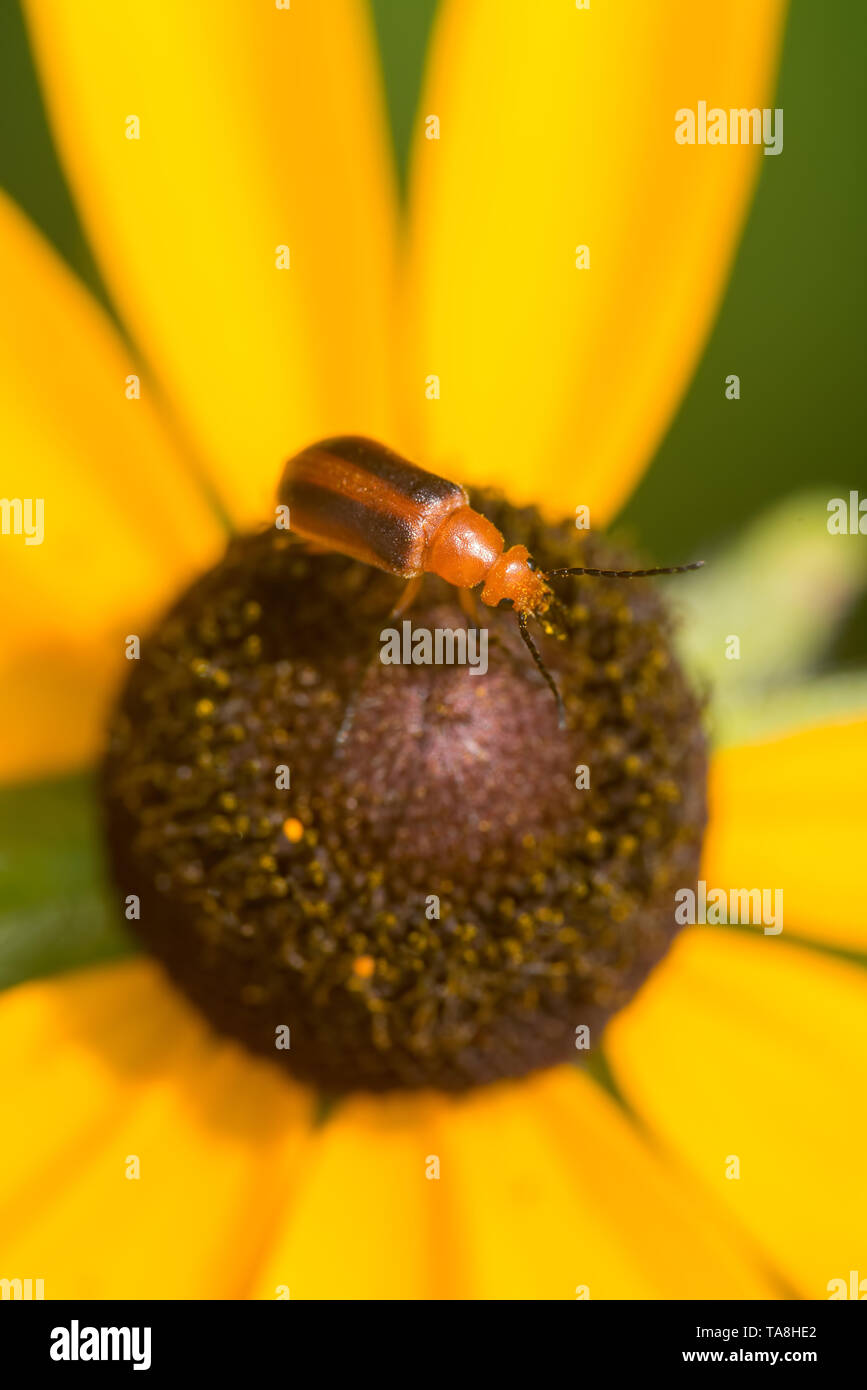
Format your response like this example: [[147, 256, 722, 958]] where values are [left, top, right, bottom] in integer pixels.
[[101, 495, 706, 1092]]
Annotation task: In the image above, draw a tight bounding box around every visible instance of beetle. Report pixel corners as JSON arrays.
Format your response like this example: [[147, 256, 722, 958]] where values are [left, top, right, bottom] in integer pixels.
[[278, 436, 702, 722]]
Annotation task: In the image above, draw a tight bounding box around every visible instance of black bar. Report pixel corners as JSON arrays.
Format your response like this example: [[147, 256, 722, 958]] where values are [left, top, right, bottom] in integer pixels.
[[1, 1298, 862, 1374]]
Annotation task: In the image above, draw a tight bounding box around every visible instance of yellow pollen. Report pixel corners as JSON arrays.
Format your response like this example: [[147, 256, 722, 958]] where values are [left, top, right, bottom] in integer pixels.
[[282, 817, 304, 843]]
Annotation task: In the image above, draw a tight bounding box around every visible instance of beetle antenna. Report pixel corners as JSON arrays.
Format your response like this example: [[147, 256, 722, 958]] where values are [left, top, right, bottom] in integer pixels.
[[517, 611, 565, 728], [544, 560, 704, 581]]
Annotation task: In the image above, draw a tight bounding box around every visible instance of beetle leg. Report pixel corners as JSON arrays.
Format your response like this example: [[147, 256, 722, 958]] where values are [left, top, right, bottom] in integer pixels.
[[458, 586, 480, 628], [389, 573, 424, 618], [337, 577, 423, 751], [290, 538, 331, 555]]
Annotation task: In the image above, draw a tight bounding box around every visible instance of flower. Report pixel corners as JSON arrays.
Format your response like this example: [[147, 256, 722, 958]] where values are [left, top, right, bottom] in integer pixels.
[[1, 0, 864, 1300]]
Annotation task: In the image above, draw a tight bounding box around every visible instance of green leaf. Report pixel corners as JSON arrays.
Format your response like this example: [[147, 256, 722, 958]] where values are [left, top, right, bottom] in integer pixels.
[[0, 771, 137, 992], [711, 672, 867, 750], [663, 491, 867, 703]]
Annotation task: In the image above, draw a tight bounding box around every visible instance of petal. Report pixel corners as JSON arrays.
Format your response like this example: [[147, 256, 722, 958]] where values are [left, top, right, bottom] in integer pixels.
[[606, 929, 867, 1299], [250, 1091, 449, 1300], [400, 0, 787, 519], [0, 960, 314, 1298], [251, 1067, 776, 1299], [0, 193, 223, 782], [25, 0, 399, 526], [703, 718, 867, 949]]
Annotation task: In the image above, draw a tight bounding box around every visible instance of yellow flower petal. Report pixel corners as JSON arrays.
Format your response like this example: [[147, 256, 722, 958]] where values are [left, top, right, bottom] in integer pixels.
[[0, 194, 223, 782], [252, 1068, 776, 1299], [703, 718, 867, 949], [606, 929, 867, 1299], [25, 0, 399, 526], [0, 960, 314, 1298], [400, 0, 787, 519], [250, 1092, 448, 1299]]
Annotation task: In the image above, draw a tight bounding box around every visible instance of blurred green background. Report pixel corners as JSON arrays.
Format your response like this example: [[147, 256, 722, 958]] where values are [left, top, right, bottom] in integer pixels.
[[0, 0, 864, 650]]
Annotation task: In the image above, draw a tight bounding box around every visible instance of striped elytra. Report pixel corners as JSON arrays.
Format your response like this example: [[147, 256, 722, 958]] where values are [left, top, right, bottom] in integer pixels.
[[278, 436, 469, 578]]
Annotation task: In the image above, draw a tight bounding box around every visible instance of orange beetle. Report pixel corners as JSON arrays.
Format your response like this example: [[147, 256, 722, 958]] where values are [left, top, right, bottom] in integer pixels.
[[279, 436, 702, 719]]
